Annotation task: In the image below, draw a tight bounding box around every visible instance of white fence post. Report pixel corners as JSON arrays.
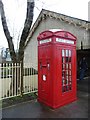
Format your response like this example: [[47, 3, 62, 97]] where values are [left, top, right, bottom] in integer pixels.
[[23, 63, 38, 94], [0, 63, 2, 101], [0, 62, 38, 100]]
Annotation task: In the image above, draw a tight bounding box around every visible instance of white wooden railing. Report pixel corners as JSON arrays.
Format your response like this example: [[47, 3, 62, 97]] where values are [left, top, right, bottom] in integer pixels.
[[0, 62, 38, 100]]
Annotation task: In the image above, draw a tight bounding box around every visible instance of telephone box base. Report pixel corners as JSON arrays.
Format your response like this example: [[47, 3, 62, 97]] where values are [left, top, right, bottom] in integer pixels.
[[38, 97, 77, 109]]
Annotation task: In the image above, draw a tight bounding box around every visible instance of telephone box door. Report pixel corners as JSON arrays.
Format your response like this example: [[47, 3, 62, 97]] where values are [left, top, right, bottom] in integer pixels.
[[61, 48, 76, 98], [62, 49, 72, 92], [39, 57, 50, 101]]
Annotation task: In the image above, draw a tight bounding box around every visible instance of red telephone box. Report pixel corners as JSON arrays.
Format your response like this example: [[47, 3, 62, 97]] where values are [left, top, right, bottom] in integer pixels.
[[37, 29, 77, 109]]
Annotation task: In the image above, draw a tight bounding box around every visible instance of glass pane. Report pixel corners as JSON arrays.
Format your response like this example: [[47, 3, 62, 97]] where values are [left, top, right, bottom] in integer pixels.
[[69, 81, 72, 85], [69, 85, 72, 90], [66, 57, 68, 62], [66, 75, 68, 79], [63, 64, 65, 69], [69, 76, 71, 81], [62, 79, 65, 85], [69, 50, 71, 57], [69, 64, 71, 69], [68, 57, 71, 62], [66, 86, 68, 91], [66, 50, 69, 56], [62, 57, 65, 63], [62, 50, 65, 56], [66, 63, 68, 69], [66, 71, 68, 76], [62, 86, 65, 92], [69, 71, 71, 75], [65, 79, 67, 84], [62, 71, 65, 76]]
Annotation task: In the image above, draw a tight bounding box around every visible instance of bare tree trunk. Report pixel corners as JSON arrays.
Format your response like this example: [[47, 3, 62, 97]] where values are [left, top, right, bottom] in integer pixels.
[[18, 0, 34, 62], [0, 0, 17, 62], [18, 0, 34, 95], [0, 0, 35, 96]]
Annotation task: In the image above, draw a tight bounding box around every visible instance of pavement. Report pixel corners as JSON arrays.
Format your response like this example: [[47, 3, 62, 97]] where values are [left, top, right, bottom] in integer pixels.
[[77, 77, 89, 92], [0, 77, 89, 119]]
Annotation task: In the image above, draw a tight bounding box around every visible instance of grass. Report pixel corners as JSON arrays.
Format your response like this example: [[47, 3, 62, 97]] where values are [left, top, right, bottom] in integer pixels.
[[0, 100, 2, 109], [2, 92, 37, 108]]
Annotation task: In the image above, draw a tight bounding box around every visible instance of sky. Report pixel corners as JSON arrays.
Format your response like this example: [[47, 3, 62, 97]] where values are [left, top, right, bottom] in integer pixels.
[[0, 0, 89, 51]]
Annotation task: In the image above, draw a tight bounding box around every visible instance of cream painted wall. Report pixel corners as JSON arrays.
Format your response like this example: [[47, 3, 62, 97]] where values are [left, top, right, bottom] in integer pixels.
[[24, 17, 90, 67]]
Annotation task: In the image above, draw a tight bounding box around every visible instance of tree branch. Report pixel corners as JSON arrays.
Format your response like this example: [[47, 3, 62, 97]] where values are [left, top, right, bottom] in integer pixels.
[[0, 0, 35, 62], [0, 0, 17, 62], [18, 0, 34, 61]]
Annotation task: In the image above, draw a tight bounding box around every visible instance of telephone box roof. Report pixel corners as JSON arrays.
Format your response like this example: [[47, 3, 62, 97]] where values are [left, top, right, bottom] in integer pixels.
[[37, 29, 77, 41]]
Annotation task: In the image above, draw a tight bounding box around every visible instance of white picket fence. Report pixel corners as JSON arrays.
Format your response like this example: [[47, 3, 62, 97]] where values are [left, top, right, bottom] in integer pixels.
[[0, 62, 38, 100]]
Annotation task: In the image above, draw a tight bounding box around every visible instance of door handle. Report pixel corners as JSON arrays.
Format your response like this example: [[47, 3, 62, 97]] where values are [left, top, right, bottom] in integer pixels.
[[40, 64, 47, 70], [47, 63, 50, 70], [40, 63, 50, 70], [42, 65, 47, 67]]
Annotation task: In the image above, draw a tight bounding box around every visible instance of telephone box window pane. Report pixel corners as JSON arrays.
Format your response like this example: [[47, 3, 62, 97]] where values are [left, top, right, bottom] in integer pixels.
[[69, 50, 71, 57], [62, 79, 65, 85], [62, 86, 65, 92], [66, 86, 69, 91], [62, 57, 65, 63], [62, 50, 65, 56], [69, 85, 72, 90], [62, 70, 65, 75], [69, 64, 71, 69], [69, 71, 71, 75], [66, 64, 68, 69], [66, 70, 68, 75], [66, 57, 68, 62], [65, 79, 67, 84], [69, 76, 71, 81], [69, 81, 72, 85], [68, 57, 71, 62], [66, 76, 68, 80], [65, 50, 69, 57], [66, 77, 68, 84], [62, 64, 65, 69]]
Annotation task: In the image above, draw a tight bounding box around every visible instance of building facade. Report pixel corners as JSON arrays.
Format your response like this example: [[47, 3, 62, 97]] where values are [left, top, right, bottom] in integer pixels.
[[24, 9, 90, 76]]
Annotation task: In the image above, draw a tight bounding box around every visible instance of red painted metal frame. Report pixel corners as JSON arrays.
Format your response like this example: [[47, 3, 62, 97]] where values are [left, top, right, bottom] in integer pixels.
[[37, 30, 77, 109]]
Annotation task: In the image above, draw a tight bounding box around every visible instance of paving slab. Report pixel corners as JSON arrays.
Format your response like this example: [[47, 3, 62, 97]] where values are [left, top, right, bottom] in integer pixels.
[[1, 90, 88, 118], [1, 77, 89, 119]]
